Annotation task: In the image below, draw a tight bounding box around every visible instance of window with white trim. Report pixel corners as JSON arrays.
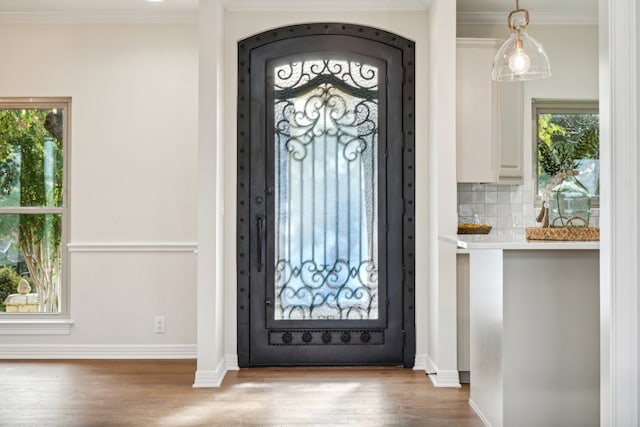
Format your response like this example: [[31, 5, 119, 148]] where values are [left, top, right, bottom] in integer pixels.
[[0, 98, 69, 315], [533, 100, 599, 205]]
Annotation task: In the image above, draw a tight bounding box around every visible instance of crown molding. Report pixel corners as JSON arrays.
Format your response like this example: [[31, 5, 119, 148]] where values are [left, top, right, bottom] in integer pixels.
[[224, 0, 431, 12], [457, 12, 598, 26], [0, 10, 197, 24], [0, 0, 435, 23]]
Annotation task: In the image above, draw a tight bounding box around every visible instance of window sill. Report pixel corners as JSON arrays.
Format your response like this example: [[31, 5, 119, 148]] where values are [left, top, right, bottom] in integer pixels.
[[0, 319, 74, 335]]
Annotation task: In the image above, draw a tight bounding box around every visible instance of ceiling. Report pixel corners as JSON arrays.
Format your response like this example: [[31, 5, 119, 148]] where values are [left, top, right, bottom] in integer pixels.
[[0, 0, 199, 23], [0, 0, 197, 12], [0, 0, 598, 24], [457, 0, 598, 24]]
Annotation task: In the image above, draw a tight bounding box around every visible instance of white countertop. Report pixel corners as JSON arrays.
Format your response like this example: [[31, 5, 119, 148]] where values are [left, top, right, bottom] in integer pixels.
[[439, 229, 600, 250]]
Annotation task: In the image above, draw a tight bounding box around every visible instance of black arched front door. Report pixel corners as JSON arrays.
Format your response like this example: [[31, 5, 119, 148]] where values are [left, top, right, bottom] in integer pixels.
[[237, 24, 415, 367]]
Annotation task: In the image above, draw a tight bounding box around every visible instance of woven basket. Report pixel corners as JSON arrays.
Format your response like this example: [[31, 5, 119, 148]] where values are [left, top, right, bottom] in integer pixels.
[[457, 225, 492, 235], [526, 227, 600, 241]]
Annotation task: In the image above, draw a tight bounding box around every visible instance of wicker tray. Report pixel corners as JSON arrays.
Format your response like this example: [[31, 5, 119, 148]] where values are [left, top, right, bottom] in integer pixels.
[[526, 227, 600, 241], [457, 225, 492, 235]]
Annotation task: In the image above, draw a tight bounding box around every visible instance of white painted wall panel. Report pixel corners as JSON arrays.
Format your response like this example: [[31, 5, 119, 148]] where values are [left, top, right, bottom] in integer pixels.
[[0, 24, 199, 350], [68, 252, 197, 344], [428, 0, 459, 383], [503, 250, 600, 427], [0, 24, 199, 243], [469, 249, 504, 426]]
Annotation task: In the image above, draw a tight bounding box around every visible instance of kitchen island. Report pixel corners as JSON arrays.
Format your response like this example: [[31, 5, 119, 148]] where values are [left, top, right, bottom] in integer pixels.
[[441, 231, 599, 427]]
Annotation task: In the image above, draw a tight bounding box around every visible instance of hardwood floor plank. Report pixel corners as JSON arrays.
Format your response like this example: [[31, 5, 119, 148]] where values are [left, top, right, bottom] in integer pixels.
[[0, 360, 482, 426]]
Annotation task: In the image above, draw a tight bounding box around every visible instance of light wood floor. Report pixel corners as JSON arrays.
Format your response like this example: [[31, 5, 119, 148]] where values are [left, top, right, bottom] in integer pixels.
[[0, 360, 483, 427]]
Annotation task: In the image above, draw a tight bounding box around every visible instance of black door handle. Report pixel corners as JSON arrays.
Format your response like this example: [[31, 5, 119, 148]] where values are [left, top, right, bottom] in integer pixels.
[[256, 214, 265, 272]]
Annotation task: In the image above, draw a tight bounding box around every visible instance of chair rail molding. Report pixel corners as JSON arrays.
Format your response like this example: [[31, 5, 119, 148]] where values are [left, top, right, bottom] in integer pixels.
[[67, 242, 198, 253]]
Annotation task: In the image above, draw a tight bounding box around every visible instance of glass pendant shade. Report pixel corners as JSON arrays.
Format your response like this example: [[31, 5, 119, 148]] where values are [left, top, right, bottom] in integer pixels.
[[491, 2, 551, 81], [492, 29, 551, 81]]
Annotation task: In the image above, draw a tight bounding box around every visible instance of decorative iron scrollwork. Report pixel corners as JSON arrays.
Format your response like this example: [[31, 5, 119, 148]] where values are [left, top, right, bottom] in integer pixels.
[[273, 57, 380, 321], [275, 259, 378, 320], [281, 332, 293, 344]]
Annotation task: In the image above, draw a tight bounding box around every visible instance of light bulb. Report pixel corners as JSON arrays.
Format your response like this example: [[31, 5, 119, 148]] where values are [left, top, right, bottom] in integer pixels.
[[508, 49, 531, 74]]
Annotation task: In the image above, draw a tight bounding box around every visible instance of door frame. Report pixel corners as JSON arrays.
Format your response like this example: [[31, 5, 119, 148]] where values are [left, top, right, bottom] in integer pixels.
[[236, 23, 416, 368]]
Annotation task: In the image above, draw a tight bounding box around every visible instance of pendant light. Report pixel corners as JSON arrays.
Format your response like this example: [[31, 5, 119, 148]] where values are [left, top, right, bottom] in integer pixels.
[[492, 0, 551, 81]]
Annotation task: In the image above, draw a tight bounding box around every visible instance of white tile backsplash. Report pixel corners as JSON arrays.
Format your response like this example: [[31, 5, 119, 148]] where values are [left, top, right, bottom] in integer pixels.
[[497, 204, 511, 217], [497, 191, 510, 204], [457, 179, 600, 230], [484, 191, 498, 204], [472, 192, 484, 203], [485, 204, 498, 217], [498, 216, 512, 229], [473, 204, 485, 215], [459, 191, 473, 204], [459, 204, 473, 217], [509, 190, 522, 204]]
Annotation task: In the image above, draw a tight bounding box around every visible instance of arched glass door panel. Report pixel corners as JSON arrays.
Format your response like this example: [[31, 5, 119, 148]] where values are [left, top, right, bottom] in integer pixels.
[[273, 58, 380, 321]]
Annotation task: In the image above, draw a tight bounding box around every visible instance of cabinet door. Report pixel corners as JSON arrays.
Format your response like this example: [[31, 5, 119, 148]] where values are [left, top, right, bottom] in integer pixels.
[[456, 39, 500, 183], [498, 81, 524, 183], [456, 38, 524, 184]]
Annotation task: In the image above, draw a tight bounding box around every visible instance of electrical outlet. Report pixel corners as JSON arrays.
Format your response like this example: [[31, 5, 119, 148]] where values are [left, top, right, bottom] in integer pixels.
[[154, 315, 166, 334]]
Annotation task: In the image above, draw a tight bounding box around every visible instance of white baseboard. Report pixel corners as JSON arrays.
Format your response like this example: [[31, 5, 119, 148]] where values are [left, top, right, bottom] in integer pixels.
[[225, 353, 239, 371], [0, 344, 196, 359], [469, 398, 492, 427], [430, 369, 462, 388], [426, 355, 438, 374], [193, 357, 227, 388], [413, 353, 428, 371], [425, 356, 461, 388]]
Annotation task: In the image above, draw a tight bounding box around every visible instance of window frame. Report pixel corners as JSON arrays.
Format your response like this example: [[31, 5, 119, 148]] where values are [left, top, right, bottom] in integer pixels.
[[532, 99, 600, 207], [0, 97, 71, 329]]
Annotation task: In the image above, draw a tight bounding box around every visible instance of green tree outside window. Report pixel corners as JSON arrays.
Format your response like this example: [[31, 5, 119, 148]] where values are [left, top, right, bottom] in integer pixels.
[[535, 101, 599, 200], [0, 107, 64, 313]]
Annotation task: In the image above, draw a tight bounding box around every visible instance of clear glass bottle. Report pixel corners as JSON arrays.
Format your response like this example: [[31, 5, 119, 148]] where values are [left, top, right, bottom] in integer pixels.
[[547, 175, 591, 227]]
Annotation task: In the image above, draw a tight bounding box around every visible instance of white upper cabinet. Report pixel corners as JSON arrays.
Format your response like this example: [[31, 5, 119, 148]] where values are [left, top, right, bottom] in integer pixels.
[[456, 38, 523, 184], [497, 77, 524, 183]]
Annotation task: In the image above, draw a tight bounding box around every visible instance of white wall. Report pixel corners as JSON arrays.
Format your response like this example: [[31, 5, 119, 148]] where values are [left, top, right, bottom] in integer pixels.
[[599, 0, 640, 424], [0, 24, 199, 355], [0, 3, 462, 386], [195, 0, 228, 386], [427, 0, 460, 386], [0, 5, 463, 386]]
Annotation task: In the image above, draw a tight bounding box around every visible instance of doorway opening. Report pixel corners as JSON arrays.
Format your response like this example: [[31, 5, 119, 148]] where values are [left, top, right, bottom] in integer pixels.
[[237, 23, 416, 367]]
